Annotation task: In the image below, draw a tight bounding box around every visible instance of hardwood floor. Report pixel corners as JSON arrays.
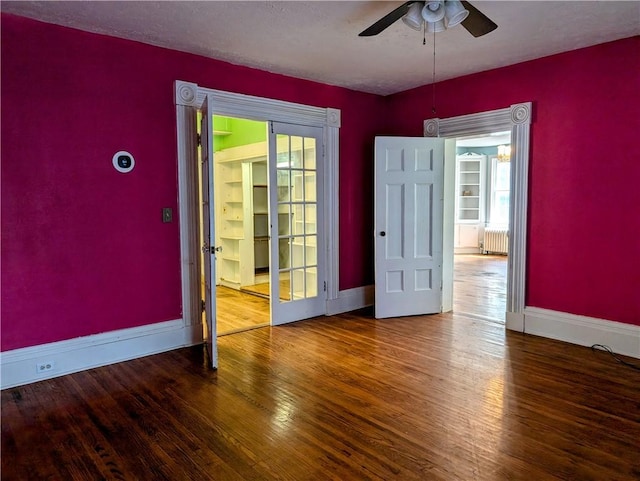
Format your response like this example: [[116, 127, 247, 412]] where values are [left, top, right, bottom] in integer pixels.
[[241, 279, 291, 301], [453, 254, 507, 321], [4, 256, 637, 479], [217, 254, 507, 336], [3, 310, 639, 480], [216, 287, 269, 335]]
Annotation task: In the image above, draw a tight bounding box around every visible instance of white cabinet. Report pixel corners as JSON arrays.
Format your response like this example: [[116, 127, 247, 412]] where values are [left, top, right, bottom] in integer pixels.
[[454, 154, 486, 253]]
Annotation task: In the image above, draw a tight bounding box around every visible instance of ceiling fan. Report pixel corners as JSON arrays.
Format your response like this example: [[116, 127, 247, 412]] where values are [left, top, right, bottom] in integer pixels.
[[359, 1, 498, 38]]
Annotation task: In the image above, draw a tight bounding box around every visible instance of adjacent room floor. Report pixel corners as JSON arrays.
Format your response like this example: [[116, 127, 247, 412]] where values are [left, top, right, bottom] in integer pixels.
[[217, 254, 508, 335], [453, 254, 507, 320]]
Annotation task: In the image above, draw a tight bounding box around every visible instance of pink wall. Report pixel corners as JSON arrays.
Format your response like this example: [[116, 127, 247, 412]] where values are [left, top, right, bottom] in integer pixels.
[[2, 13, 638, 354], [386, 36, 640, 325], [1, 14, 383, 351]]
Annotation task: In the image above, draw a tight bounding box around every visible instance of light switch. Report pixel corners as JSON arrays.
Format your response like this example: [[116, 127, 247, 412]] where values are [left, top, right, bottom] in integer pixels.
[[162, 208, 173, 223]]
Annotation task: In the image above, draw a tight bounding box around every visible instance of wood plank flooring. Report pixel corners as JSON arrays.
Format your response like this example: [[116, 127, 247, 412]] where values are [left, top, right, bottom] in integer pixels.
[[3, 309, 639, 480], [216, 287, 269, 335], [6, 254, 637, 480], [453, 254, 507, 321], [241, 279, 291, 301], [216, 254, 508, 335]]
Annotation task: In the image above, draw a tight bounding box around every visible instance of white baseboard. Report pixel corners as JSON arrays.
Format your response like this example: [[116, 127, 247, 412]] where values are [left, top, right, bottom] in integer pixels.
[[519, 307, 640, 359], [327, 285, 374, 315], [1, 320, 202, 389]]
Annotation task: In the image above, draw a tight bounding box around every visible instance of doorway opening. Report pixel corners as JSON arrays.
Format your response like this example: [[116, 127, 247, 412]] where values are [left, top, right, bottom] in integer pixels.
[[452, 130, 511, 321], [198, 113, 329, 336], [205, 115, 271, 336]]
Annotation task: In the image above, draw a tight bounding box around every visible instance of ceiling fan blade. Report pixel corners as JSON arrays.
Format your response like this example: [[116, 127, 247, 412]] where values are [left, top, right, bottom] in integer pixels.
[[460, 1, 498, 37], [359, 1, 414, 37]]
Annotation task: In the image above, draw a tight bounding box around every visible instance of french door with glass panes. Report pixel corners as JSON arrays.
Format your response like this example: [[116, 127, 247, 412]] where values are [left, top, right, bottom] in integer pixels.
[[268, 122, 325, 325]]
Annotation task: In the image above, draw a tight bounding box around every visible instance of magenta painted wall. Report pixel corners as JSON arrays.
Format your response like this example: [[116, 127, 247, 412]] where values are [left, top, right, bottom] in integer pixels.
[[386, 36, 640, 326], [2, 13, 638, 354], [1, 14, 383, 351]]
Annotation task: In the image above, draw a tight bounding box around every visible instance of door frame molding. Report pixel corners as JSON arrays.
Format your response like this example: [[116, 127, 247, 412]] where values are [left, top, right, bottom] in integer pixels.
[[174, 80, 340, 337], [424, 102, 532, 329]]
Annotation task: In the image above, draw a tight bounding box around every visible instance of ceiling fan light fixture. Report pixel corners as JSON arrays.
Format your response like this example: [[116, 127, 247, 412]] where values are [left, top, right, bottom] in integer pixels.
[[401, 2, 425, 31], [422, 1, 445, 23], [426, 19, 446, 33], [444, 0, 469, 28]]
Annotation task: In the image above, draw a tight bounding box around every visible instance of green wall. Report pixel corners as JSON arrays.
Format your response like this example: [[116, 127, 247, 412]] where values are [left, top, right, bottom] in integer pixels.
[[213, 116, 267, 152]]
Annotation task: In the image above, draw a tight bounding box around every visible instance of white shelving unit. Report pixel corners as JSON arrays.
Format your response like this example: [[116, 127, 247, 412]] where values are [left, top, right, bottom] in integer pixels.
[[454, 153, 486, 254], [252, 161, 269, 274], [215, 158, 248, 288]]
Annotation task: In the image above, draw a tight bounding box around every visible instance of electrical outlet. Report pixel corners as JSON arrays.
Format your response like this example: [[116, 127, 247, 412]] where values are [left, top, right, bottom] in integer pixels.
[[36, 361, 55, 373]]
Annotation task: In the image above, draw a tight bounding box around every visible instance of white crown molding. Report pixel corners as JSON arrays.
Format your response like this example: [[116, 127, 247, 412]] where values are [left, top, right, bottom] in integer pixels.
[[1, 320, 201, 389], [522, 307, 640, 359], [195, 84, 332, 127], [432, 106, 514, 137]]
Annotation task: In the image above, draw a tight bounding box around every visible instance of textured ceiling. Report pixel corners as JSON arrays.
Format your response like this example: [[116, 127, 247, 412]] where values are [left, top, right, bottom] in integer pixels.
[[2, 1, 639, 95]]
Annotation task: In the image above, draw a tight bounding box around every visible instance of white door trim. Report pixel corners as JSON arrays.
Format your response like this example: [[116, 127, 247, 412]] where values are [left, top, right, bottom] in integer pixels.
[[174, 80, 340, 336], [424, 102, 533, 328]]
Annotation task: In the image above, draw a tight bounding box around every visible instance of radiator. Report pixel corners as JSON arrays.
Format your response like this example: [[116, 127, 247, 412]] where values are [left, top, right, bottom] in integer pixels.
[[484, 228, 509, 255]]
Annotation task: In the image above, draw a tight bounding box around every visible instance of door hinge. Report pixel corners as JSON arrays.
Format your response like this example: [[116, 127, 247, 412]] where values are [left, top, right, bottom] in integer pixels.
[[197, 133, 202, 146], [324, 281, 327, 292], [201, 299, 206, 312]]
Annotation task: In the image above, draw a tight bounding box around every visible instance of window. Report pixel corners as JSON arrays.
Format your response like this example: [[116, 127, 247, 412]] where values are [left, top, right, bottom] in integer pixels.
[[490, 157, 510, 226]]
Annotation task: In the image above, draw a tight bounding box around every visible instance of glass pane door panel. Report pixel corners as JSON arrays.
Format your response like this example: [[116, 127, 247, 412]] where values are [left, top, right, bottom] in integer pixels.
[[305, 205, 317, 234], [291, 269, 305, 300], [306, 268, 318, 297], [291, 136, 303, 168], [304, 138, 316, 170], [306, 236, 317, 265], [274, 131, 322, 305], [278, 270, 291, 301], [291, 237, 305, 268], [278, 204, 291, 236], [278, 238, 290, 269], [304, 172, 317, 202], [277, 169, 291, 202]]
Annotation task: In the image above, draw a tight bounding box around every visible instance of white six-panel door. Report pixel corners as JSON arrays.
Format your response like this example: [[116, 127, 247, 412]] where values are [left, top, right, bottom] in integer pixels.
[[374, 137, 445, 318]]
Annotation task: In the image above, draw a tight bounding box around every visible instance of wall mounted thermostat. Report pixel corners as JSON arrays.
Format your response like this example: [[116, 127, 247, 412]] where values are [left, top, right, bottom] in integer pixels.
[[112, 151, 135, 173]]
